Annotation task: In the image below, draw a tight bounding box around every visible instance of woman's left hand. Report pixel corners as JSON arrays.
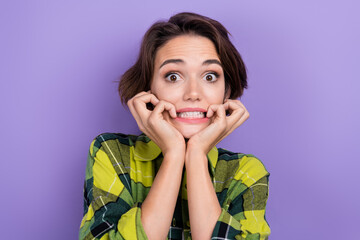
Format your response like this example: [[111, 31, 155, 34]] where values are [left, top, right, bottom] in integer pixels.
[[186, 99, 250, 156]]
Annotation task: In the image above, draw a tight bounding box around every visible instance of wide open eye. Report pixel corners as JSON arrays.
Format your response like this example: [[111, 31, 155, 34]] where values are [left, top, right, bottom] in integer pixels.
[[203, 72, 219, 82], [165, 72, 181, 82]]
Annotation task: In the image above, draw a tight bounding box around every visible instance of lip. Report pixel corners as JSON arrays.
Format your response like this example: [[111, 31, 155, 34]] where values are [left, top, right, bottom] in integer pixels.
[[176, 107, 207, 113], [175, 107, 209, 124], [175, 117, 209, 124]]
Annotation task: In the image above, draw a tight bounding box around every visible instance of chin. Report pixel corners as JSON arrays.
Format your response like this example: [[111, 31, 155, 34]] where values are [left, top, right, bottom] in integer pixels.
[[177, 126, 205, 140], [181, 131, 195, 140], [166, 117, 208, 140]]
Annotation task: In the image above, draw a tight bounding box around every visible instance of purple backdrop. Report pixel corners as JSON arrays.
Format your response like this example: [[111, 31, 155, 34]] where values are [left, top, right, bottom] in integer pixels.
[[1, 0, 359, 239]]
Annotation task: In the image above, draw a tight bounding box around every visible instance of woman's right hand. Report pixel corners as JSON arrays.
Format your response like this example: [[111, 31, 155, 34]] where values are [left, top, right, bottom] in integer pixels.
[[127, 90, 186, 156]]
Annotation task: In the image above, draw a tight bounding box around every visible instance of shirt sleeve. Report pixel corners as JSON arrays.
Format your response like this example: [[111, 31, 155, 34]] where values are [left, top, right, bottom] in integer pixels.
[[211, 155, 271, 240], [79, 135, 149, 240]]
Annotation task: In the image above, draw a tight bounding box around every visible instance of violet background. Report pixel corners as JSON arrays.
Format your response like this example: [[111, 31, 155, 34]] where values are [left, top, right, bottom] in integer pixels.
[[1, 0, 359, 239]]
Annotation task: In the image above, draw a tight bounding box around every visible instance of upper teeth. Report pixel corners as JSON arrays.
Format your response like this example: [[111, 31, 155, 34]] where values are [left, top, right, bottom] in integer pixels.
[[177, 111, 205, 118]]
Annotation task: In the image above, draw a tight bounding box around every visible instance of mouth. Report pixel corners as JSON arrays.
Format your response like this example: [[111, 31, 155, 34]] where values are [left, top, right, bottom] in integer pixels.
[[175, 111, 209, 124], [176, 111, 207, 119]]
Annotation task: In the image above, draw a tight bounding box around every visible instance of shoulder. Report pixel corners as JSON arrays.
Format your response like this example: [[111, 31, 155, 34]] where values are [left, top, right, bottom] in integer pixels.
[[87, 132, 147, 169], [91, 132, 137, 147], [86, 132, 147, 177], [217, 148, 269, 187], [89, 132, 140, 155]]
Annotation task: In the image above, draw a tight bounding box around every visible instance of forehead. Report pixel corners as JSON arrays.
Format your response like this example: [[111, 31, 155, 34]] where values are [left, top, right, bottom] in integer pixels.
[[154, 35, 219, 65]]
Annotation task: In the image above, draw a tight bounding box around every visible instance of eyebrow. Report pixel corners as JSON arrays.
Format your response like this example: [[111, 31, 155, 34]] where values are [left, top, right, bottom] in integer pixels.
[[159, 59, 222, 69]]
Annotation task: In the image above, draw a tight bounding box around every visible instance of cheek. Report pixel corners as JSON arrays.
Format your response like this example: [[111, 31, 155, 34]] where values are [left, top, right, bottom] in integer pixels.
[[150, 81, 164, 99], [151, 85, 179, 103], [157, 92, 179, 104], [204, 88, 225, 104]]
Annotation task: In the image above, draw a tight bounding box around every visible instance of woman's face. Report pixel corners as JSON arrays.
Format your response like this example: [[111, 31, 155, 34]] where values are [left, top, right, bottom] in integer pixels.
[[150, 34, 230, 139]]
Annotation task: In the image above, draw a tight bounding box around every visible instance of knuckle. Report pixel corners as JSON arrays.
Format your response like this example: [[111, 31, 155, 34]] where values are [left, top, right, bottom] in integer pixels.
[[158, 100, 168, 106], [239, 107, 246, 114], [133, 98, 141, 106], [213, 104, 221, 110], [133, 92, 143, 98], [242, 110, 249, 118]]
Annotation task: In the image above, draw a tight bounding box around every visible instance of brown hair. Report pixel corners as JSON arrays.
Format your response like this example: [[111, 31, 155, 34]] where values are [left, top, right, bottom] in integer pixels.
[[118, 12, 248, 105]]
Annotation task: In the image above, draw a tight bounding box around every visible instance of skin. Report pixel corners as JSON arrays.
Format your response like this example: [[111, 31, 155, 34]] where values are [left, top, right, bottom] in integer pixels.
[[127, 34, 250, 239], [150, 34, 230, 140]]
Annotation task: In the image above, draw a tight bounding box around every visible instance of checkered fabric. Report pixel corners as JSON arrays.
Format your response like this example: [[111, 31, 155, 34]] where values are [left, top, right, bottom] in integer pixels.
[[79, 132, 270, 239]]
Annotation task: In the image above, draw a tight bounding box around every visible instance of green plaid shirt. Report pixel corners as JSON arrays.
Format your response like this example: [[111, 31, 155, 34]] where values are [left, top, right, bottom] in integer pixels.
[[79, 132, 270, 239]]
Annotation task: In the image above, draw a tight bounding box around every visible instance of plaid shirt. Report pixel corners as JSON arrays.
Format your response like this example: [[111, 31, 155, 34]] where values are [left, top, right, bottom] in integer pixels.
[[79, 132, 270, 239]]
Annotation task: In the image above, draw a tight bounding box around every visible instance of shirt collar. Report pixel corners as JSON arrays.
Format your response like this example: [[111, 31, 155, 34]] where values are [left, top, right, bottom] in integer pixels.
[[133, 133, 218, 170]]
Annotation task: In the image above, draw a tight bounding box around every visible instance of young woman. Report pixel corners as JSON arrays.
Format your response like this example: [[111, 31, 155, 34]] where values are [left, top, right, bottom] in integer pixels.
[[79, 12, 270, 240]]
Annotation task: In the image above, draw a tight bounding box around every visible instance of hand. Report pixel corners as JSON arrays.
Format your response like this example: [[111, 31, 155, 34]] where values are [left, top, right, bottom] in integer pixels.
[[186, 99, 250, 156], [127, 91, 186, 156]]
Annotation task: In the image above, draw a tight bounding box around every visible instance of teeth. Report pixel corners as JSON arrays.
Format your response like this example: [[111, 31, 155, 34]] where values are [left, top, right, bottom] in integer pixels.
[[177, 111, 205, 118]]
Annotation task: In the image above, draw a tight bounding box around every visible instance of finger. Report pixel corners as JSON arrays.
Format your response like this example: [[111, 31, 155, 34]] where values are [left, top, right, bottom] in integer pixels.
[[225, 101, 246, 121], [133, 95, 161, 130], [151, 100, 177, 119], [195, 105, 227, 150], [223, 99, 240, 114], [204, 101, 248, 147], [132, 91, 152, 101], [127, 102, 146, 133], [127, 92, 148, 122], [128, 92, 160, 133], [128, 91, 156, 114], [128, 101, 146, 133], [221, 113, 248, 143], [224, 99, 247, 114], [234, 99, 246, 109], [127, 91, 146, 107], [206, 104, 226, 119], [224, 101, 249, 132], [223, 100, 243, 115], [127, 91, 153, 112], [133, 93, 160, 113]]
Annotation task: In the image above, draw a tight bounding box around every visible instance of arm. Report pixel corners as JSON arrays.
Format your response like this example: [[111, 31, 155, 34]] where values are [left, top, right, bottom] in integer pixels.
[[126, 91, 187, 238], [79, 136, 148, 239], [185, 149, 222, 240], [79, 136, 186, 240], [141, 149, 185, 239], [212, 172, 270, 240], [186, 152, 271, 240], [185, 99, 270, 239], [185, 149, 271, 240]]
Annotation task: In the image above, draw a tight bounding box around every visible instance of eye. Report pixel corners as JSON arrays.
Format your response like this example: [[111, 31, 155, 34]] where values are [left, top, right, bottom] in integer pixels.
[[204, 72, 219, 82], [165, 72, 181, 82]]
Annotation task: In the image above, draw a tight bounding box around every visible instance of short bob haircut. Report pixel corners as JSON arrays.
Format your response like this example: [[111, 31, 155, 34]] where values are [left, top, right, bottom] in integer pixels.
[[118, 12, 248, 105]]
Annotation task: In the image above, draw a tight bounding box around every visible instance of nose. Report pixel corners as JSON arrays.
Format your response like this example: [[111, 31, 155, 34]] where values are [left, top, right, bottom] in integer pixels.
[[183, 77, 201, 101]]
